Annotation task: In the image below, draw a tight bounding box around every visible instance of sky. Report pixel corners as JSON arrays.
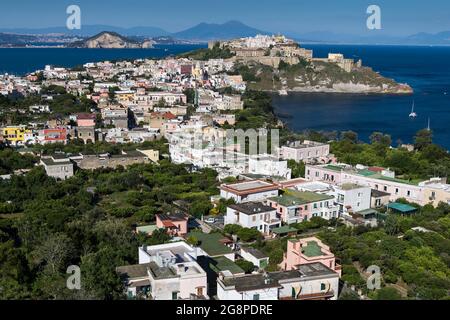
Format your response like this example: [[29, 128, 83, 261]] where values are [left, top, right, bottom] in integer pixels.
[[0, 0, 449, 35]]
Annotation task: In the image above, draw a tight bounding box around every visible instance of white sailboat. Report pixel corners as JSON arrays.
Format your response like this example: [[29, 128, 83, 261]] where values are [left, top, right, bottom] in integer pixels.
[[409, 100, 417, 118]]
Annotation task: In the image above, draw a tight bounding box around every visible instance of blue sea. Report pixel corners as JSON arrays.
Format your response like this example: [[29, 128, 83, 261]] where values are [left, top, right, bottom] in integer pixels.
[[0, 44, 449, 149], [273, 44, 450, 149], [0, 44, 204, 75]]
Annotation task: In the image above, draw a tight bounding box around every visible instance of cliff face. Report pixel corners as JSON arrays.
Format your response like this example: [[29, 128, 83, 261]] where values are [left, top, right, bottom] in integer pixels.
[[240, 60, 413, 94], [69, 32, 154, 49]]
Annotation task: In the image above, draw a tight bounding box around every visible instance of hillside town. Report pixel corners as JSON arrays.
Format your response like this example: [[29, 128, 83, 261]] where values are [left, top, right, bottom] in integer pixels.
[[0, 34, 449, 301]]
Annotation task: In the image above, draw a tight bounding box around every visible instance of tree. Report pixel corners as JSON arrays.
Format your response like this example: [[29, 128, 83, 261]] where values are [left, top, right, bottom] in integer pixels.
[[374, 287, 402, 300], [32, 233, 74, 274], [190, 200, 214, 219], [414, 129, 433, 150], [80, 247, 125, 300], [186, 235, 199, 247], [224, 224, 242, 235], [147, 228, 171, 245], [340, 131, 358, 144], [287, 159, 305, 178], [236, 228, 261, 242], [235, 259, 255, 274], [385, 215, 400, 236], [269, 248, 284, 265]]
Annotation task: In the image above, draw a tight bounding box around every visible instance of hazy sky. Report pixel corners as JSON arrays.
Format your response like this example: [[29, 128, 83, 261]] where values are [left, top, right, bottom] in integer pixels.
[[1, 0, 449, 35]]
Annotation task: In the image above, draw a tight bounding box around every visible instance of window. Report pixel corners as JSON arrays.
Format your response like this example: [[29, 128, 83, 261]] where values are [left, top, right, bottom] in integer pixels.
[[384, 186, 387, 192], [313, 204, 317, 209], [253, 294, 260, 300], [407, 191, 411, 196], [252, 216, 256, 222], [172, 291, 178, 300], [320, 283, 326, 291], [395, 188, 399, 195]]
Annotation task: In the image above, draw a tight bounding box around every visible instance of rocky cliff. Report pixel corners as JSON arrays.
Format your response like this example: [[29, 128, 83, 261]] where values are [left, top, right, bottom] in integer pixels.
[[68, 32, 155, 49], [235, 59, 413, 94]]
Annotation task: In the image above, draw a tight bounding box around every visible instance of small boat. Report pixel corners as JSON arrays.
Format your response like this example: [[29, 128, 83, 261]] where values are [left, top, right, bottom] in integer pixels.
[[278, 89, 288, 96], [409, 100, 417, 118]]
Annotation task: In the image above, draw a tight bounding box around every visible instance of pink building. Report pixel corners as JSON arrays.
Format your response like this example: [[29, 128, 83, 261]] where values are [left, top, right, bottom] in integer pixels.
[[280, 237, 341, 276], [266, 191, 337, 223], [76, 113, 96, 127], [156, 212, 189, 236], [39, 128, 67, 144]]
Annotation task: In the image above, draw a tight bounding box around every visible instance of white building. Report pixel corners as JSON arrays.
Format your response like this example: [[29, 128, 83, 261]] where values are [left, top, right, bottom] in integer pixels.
[[124, 242, 209, 300], [333, 183, 372, 215], [279, 140, 330, 163], [240, 246, 269, 269], [217, 262, 339, 300], [217, 273, 280, 300], [248, 155, 291, 179], [225, 202, 281, 235], [305, 163, 450, 207], [220, 180, 279, 203], [40, 155, 74, 180]]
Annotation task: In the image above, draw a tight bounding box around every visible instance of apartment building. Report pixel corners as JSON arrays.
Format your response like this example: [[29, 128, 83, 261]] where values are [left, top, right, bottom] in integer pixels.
[[40, 154, 74, 180], [219, 180, 279, 203], [217, 262, 339, 300], [117, 242, 208, 300], [305, 163, 450, 207], [333, 183, 372, 215], [280, 237, 342, 276], [267, 190, 337, 224], [278, 140, 330, 163], [225, 202, 281, 235], [248, 155, 292, 179]]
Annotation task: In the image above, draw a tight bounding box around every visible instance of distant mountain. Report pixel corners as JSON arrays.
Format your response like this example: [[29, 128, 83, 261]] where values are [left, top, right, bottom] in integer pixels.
[[290, 30, 450, 45], [172, 20, 270, 41], [405, 31, 450, 45], [2, 22, 450, 45], [0, 32, 38, 45], [68, 31, 154, 49], [0, 25, 169, 37]]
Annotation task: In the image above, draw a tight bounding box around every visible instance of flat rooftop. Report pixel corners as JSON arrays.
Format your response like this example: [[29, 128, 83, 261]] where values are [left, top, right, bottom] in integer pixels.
[[302, 241, 324, 257], [116, 263, 153, 279], [221, 274, 281, 292], [228, 202, 275, 215], [220, 180, 278, 196], [209, 256, 244, 275], [241, 246, 268, 259], [187, 231, 233, 257], [296, 262, 338, 277], [339, 183, 365, 191], [268, 190, 333, 207]]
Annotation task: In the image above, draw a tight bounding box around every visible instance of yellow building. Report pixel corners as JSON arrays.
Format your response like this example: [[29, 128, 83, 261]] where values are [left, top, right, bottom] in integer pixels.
[[2, 126, 32, 144]]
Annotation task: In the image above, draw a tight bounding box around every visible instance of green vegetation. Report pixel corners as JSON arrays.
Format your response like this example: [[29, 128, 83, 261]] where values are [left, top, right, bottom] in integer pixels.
[[330, 130, 450, 180], [235, 259, 255, 274], [0, 158, 220, 299], [0, 147, 37, 175], [179, 43, 235, 60]]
